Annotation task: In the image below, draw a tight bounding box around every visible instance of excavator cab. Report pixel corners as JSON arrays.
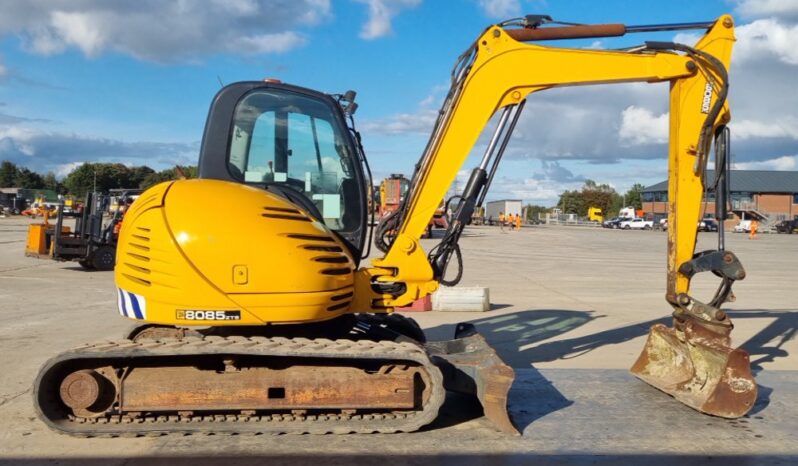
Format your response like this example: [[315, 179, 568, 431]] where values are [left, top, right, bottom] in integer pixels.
[[197, 81, 369, 259]]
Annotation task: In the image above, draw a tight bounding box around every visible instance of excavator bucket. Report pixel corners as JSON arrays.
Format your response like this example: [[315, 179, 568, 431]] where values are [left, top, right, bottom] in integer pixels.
[[425, 323, 519, 435], [631, 320, 757, 418]]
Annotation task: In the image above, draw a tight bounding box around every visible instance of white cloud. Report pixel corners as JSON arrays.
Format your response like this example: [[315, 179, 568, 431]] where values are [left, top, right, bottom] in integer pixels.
[[735, 0, 798, 19], [618, 106, 668, 146], [677, 16, 798, 66], [0, 125, 198, 173], [355, 0, 421, 40], [360, 87, 443, 134], [732, 118, 798, 140], [734, 154, 798, 170], [488, 175, 583, 206], [50, 11, 107, 57], [361, 108, 438, 135], [478, 0, 520, 19], [733, 19, 798, 65], [233, 32, 307, 54], [0, 1, 330, 62], [54, 161, 83, 178]]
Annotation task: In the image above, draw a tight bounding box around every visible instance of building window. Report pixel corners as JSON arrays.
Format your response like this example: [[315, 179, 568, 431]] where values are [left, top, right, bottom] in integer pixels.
[[793, 193, 798, 204], [731, 192, 753, 209], [642, 192, 654, 202]]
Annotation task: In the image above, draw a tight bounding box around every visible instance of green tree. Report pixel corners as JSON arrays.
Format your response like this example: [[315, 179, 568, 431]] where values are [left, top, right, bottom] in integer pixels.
[[140, 169, 175, 189], [524, 204, 550, 222], [179, 165, 198, 178], [608, 193, 625, 217], [557, 180, 621, 218], [0, 160, 18, 187], [140, 165, 198, 189], [129, 166, 155, 187], [623, 183, 645, 210], [63, 163, 137, 196], [13, 167, 45, 189], [557, 189, 584, 215], [43, 172, 62, 193]]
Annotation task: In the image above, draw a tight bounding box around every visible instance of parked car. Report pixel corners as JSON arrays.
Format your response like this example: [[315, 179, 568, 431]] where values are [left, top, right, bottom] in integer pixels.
[[620, 218, 654, 230], [659, 219, 719, 232], [602, 217, 623, 229], [775, 219, 798, 234], [699, 219, 719, 232], [733, 220, 752, 233]]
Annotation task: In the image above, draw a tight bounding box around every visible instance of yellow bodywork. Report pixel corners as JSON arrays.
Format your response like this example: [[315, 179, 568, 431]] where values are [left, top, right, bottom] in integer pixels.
[[587, 207, 604, 223], [115, 16, 735, 324], [25, 223, 52, 256], [115, 179, 356, 325], [25, 211, 69, 257]]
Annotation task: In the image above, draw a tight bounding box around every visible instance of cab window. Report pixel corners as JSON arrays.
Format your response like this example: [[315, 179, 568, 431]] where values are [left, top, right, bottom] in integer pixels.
[[227, 90, 361, 232]]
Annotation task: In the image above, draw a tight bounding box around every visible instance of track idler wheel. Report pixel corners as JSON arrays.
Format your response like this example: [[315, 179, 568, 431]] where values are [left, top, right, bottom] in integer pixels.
[[631, 319, 756, 418], [58, 369, 116, 417]]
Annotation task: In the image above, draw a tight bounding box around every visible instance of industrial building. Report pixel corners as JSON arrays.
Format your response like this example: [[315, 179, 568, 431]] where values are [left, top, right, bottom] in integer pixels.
[[642, 170, 798, 229]]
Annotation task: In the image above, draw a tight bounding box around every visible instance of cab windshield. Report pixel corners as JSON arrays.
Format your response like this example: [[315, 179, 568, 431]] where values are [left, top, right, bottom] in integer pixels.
[[227, 89, 361, 232]]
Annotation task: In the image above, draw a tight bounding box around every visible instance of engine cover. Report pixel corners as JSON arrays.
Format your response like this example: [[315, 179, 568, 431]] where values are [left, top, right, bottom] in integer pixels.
[[114, 179, 356, 326]]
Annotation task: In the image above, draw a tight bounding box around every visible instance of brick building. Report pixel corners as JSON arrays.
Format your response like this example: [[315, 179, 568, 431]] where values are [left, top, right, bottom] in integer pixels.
[[641, 170, 798, 229]]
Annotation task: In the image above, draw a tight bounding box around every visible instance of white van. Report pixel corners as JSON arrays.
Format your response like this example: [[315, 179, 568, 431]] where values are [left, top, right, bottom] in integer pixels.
[[733, 220, 752, 233]]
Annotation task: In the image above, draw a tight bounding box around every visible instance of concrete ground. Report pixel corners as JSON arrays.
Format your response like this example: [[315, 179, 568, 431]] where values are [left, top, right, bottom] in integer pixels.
[[0, 216, 795, 465]]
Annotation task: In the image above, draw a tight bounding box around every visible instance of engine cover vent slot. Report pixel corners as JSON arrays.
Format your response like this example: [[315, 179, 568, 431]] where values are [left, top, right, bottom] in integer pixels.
[[302, 245, 343, 252], [320, 267, 352, 276], [287, 234, 335, 242], [327, 301, 351, 312], [125, 252, 150, 263], [331, 291, 354, 301], [262, 213, 311, 222], [121, 273, 151, 287], [313, 256, 349, 264], [123, 263, 151, 275], [128, 242, 150, 252], [263, 206, 302, 214]]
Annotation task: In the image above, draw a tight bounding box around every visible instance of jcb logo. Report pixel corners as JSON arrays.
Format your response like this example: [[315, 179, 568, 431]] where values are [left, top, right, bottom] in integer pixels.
[[701, 81, 713, 114]]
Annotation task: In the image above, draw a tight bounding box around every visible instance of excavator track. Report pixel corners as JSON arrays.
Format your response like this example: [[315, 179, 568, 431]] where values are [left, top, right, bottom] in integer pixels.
[[34, 335, 445, 437]]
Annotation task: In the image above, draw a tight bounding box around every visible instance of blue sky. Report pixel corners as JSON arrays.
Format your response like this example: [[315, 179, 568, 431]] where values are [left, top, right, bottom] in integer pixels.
[[0, 0, 796, 205]]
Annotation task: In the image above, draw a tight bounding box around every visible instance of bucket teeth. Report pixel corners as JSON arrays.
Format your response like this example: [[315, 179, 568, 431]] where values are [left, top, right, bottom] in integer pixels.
[[631, 320, 757, 418]]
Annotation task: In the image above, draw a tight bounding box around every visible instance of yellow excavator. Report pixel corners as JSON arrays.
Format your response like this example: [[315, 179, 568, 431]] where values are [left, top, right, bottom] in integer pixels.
[[34, 13, 756, 436]]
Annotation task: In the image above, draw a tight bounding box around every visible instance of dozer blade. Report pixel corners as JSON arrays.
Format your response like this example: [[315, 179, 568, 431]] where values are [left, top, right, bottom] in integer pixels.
[[631, 320, 757, 418], [425, 323, 519, 435]]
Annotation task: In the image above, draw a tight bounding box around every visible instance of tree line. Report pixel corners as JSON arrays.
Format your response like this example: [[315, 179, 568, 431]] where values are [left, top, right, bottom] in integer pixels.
[[0, 160, 196, 197], [521, 180, 645, 222], [556, 179, 644, 218]]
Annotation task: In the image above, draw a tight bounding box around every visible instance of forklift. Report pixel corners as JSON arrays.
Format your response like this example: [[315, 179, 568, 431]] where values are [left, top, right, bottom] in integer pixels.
[[24, 189, 142, 270]]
